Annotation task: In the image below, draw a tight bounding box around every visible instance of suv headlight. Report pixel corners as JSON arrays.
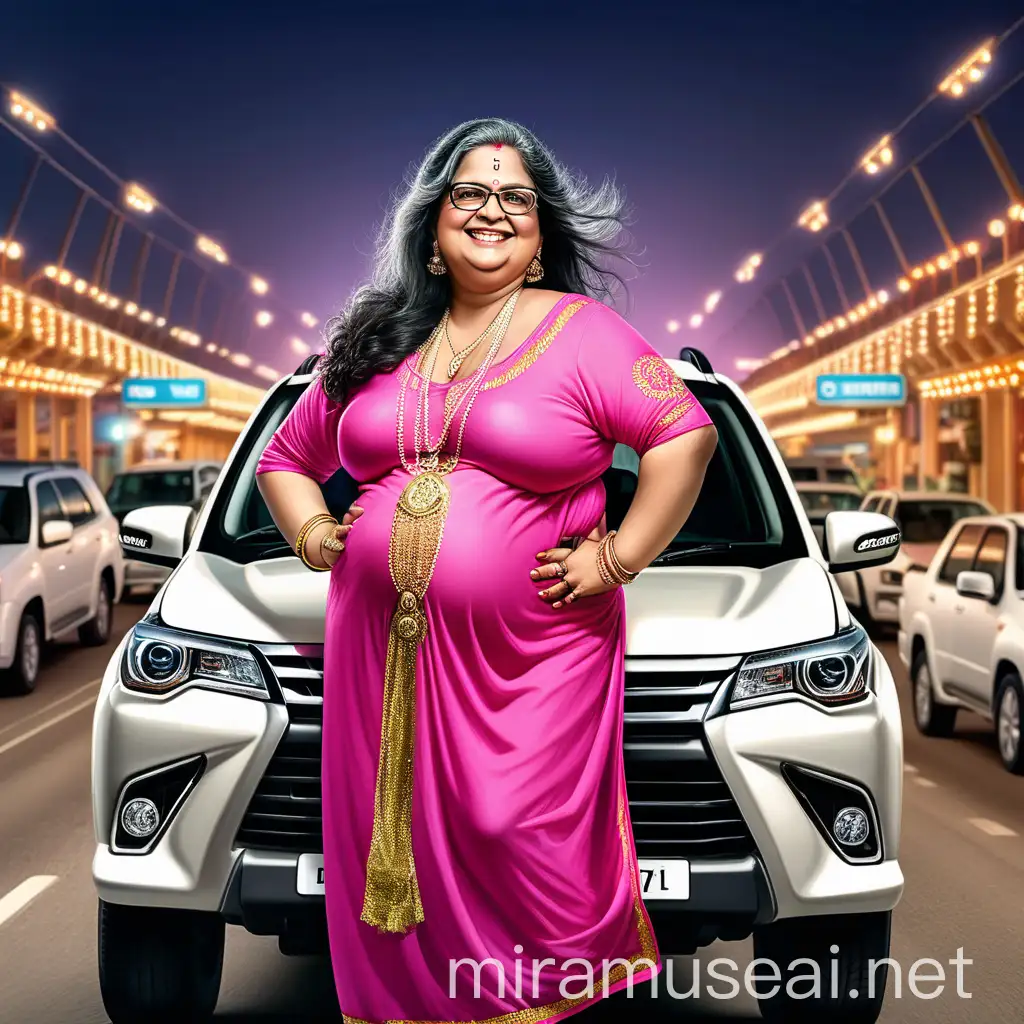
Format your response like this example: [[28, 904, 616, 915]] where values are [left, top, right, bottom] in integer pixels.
[[121, 623, 268, 699], [731, 624, 871, 709]]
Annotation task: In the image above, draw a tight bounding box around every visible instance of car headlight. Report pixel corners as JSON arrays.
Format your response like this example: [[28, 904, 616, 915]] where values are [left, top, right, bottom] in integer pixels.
[[731, 624, 871, 709], [121, 623, 268, 699], [880, 570, 903, 586]]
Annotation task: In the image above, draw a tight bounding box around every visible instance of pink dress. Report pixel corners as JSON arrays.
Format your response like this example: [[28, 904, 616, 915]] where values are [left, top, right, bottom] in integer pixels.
[[256, 293, 712, 1024]]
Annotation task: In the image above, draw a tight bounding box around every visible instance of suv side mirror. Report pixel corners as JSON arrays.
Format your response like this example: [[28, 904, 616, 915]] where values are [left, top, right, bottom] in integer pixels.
[[823, 511, 901, 574], [956, 570, 996, 602], [119, 505, 196, 568], [41, 519, 73, 546]]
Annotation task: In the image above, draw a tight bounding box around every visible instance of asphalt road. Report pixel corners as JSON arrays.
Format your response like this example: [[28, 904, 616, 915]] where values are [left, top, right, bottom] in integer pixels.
[[1, 610, 1023, 1023]]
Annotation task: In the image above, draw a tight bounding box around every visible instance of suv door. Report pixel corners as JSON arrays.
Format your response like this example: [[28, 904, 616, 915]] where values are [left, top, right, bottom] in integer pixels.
[[33, 479, 76, 632], [53, 475, 101, 621], [955, 525, 1008, 704], [931, 522, 986, 689]]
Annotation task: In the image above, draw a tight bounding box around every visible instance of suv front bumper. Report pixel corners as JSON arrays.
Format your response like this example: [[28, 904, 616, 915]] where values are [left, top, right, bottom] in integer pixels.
[[92, 637, 903, 940]]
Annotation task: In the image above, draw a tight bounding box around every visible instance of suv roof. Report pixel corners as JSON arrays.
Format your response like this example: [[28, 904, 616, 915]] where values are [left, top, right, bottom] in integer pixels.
[[0, 460, 81, 484]]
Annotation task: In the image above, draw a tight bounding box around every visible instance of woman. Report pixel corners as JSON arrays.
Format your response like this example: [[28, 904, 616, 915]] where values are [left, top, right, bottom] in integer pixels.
[[256, 117, 717, 1024]]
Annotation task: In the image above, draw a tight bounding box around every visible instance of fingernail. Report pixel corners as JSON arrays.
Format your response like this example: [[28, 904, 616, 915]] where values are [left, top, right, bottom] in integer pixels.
[[553, 601, 562, 608], [530, 569, 539, 578], [536, 552, 546, 559]]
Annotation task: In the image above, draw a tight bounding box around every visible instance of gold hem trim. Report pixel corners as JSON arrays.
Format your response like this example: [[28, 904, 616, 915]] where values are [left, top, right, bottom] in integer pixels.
[[343, 795, 657, 1024]]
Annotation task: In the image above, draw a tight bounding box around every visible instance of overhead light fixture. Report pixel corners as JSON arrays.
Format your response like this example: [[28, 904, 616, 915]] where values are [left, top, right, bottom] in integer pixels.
[[8, 90, 55, 132], [798, 201, 828, 233], [124, 183, 157, 214], [861, 136, 894, 175], [938, 38, 996, 98], [250, 276, 269, 295], [196, 235, 229, 264]]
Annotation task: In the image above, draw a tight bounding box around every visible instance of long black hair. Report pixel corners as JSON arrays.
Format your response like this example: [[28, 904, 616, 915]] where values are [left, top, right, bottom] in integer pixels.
[[317, 117, 635, 404]]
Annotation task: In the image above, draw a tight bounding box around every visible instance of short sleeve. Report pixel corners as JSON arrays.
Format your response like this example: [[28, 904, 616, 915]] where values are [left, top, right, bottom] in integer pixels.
[[255, 377, 342, 484], [572, 302, 713, 455]]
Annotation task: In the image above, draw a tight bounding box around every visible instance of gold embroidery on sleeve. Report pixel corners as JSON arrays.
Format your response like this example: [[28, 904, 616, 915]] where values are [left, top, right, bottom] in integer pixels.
[[658, 397, 696, 427], [631, 354, 692, 400]]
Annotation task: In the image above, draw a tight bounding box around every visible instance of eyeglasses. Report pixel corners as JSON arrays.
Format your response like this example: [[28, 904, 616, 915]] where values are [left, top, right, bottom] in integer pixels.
[[449, 182, 538, 216]]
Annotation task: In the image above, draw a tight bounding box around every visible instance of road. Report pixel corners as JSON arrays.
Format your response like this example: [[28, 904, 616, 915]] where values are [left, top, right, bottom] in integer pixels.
[[1, 610, 1023, 1023]]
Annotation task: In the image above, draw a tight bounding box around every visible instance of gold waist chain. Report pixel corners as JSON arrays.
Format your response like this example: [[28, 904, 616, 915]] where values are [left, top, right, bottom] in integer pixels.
[[359, 470, 450, 934]]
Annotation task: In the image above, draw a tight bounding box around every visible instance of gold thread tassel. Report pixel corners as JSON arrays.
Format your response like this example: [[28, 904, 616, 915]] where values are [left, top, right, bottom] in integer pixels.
[[360, 471, 450, 933]]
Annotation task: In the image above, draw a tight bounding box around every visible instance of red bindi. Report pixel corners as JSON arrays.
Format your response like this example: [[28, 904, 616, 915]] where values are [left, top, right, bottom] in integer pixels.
[[494, 143, 503, 149]]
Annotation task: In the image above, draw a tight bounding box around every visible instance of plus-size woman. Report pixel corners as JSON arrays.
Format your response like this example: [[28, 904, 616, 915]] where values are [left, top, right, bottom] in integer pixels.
[[256, 117, 717, 1024]]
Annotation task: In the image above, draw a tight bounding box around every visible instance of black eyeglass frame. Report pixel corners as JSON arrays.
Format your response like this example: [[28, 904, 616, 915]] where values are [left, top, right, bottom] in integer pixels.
[[447, 181, 539, 216]]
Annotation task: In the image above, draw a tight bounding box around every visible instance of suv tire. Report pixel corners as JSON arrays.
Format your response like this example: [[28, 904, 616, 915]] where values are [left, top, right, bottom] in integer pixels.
[[1, 610, 42, 696], [79, 577, 113, 647], [995, 671, 1024, 774], [98, 899, 224, 1023], [752, 910, 892, 1023], [911, 649, 957, 737]]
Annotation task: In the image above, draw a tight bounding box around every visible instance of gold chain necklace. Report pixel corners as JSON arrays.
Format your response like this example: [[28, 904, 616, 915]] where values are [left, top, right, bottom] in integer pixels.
[[443, 296, 510, 379]]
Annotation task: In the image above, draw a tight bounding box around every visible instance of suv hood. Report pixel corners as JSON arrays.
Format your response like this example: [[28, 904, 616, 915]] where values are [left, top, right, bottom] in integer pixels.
[[160, 552, 837, 657]]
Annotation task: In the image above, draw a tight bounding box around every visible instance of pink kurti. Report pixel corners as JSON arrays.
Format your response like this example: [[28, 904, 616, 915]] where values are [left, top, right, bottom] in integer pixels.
[[256, 293, 712, 1023]]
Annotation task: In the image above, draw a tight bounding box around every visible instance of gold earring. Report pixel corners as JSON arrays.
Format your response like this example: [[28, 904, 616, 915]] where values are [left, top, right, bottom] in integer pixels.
[[525, 245, 543, 284], [427, 239, 447, 276]]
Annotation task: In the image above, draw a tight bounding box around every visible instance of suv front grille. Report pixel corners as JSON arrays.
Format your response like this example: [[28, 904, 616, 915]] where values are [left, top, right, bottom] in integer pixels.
[[237, 649, 754, 859]]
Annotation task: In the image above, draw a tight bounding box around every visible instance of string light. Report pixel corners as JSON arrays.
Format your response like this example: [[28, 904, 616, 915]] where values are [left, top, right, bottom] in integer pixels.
[[7, 90, 55, 132], [290, 337, 311, 355], [861, 136, 894, 175], [689, 313, 703, 329], [124, 183, 157, 214], [703, 290, 722, 314], [666, 319, 680, 333], [988, 218, 1006, 238], [300, 312, 318, 328], [919, 359, 1023, 399], [255, 310, 273, 327], [250, 276, 269, 295], [798, 201, 829, 233], [734, 253, 762, 283], [196, 235, 229, 265], [938, 39, 996, 98], [0, 240, 23, 260]]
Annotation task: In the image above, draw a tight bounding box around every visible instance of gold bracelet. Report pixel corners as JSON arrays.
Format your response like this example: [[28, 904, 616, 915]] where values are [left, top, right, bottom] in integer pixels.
[[605, 531, 640, 584], [295, 513, 337, 572], [596, 534, 618, 587]]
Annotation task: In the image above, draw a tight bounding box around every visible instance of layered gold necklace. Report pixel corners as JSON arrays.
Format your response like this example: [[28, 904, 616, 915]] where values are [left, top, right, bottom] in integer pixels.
[[359, 288, 521, 935]]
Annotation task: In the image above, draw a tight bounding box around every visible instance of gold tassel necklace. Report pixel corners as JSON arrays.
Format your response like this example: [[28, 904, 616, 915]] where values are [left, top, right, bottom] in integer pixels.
[[359, 288, 521, 934]]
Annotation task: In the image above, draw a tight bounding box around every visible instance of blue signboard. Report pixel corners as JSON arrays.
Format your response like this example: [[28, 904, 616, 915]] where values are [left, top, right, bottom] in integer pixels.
[[815, 374, 906, 407], [122, 378, 207, 408]]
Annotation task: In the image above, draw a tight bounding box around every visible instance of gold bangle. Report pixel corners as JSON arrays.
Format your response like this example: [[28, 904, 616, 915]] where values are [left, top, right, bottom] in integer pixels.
[[296, 513, 337, 571], [596, 534, 618, 587], [605, 531, 640, 584]]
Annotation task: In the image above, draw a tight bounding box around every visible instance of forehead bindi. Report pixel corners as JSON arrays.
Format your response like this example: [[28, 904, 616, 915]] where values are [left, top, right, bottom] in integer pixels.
[[455, 145, 532, 189]]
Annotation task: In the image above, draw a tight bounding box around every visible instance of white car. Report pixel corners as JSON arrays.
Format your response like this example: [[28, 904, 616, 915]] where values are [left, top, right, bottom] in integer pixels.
[[899, 514, 1024, 773], [91, 350, 905, 1024], [0, 461, 124, 694], [795, 481, 864, 549], [105, 460, 222, 596], [835, 489, 994, 631]]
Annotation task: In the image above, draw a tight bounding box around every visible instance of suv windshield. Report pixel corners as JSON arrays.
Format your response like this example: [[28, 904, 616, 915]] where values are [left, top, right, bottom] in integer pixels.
[[895, 499, 990, 544], [0, 485, 30, 544], [200, 377, 807, 570], [107, 470, 194, 515]]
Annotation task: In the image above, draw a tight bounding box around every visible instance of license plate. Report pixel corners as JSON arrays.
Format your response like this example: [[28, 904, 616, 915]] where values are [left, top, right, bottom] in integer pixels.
[[296, 854, 688, 899], [296, 853, 325, 895], [638, 859, 689, 900]]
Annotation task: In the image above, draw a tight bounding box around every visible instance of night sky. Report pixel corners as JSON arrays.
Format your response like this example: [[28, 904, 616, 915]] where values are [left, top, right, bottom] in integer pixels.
[[3, 0, 1024, 378]]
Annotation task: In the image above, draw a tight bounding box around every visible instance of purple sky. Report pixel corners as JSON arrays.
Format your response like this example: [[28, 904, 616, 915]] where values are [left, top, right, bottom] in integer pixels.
[[2, 0, 1023, 379]]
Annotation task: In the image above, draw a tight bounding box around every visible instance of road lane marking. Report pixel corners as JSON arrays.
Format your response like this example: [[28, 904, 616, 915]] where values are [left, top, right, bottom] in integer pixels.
[[0, 696, 97, 758], [0, 678, 101, 740], [913, 777, 937, 788], [0, 876, 58, 928], [969, 818, 1017, 837]]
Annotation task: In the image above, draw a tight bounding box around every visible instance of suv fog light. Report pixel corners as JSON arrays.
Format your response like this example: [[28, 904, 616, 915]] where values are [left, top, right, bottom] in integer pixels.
[[121, 797, 160, 838], [833, 806, 870, 847]]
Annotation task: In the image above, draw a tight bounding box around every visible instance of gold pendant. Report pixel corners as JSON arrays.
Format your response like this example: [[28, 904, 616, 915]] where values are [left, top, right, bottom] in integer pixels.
[[360, 471, 450, 934]]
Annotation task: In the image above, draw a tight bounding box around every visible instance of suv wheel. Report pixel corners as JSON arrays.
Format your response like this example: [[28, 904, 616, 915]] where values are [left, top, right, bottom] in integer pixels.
[[911, 649, 956, 737], [1, 611, 42, 696], [79, 577, 113, 647], [753, 911, 892, 1023], [98, 900, 224, 1023], [995, 672, 1024, 774]]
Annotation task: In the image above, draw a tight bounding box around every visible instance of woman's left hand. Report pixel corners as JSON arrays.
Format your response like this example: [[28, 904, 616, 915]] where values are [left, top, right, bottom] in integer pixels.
[[530, 537, 616, 609]]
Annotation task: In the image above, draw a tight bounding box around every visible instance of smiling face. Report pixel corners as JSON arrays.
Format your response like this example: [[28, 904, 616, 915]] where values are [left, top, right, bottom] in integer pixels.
[[434, 144, 541, 293]]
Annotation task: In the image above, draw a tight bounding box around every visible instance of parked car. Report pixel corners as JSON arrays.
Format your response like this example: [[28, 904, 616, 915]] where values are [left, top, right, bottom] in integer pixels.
[[0, 460, 124, 694], [784, 456, 861, 489], [835, 489, 994, 631], [92, 350, 905, 1024], [795, 481, 864, 549], [899, 514, 1024, 773], [105, 460, 221, 596]]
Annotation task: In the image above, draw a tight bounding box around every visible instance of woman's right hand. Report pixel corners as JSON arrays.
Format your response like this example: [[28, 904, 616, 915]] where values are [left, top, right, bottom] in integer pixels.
[[317, 503, 363, 567]]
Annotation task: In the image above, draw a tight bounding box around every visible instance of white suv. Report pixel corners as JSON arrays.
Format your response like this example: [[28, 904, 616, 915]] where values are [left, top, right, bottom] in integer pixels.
[[92, 351, 905, 1023], [0, 460, 124, 694]]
